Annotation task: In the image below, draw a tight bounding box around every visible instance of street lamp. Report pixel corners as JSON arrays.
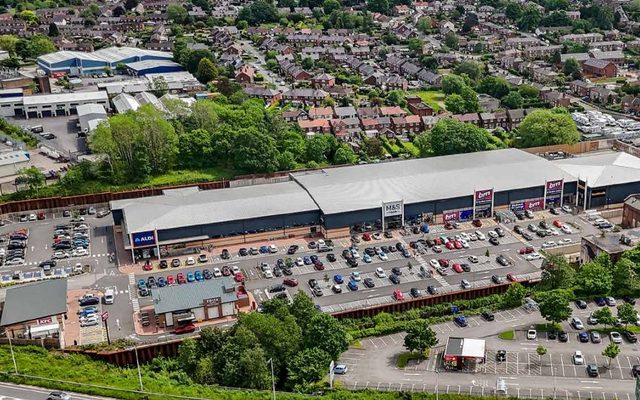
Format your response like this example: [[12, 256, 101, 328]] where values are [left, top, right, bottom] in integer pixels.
[[267, 358, 276, 400], [133, 346, 144, 392]]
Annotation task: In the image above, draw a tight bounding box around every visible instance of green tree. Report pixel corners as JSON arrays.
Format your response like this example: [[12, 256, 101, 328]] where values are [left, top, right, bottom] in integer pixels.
[[196, 57, 218, 84], [501, 282, 527, 308], [478, 76, 511, 99], [413, 133, 431, 157], [277, 150, 296, 170], [460, 86, 480, 112], [0, 35, 19, 57], [519, 84, 540, 99], [444, 32, 459, 50], [563, 58, 582, 79], [48, 23, 59, 37], [442, 74, 467, 95], [289, 292, 318, 333], [18, 166, 45, 193], [362, 137, 384, 158], [323, 0, 341, 14], [612, 258, 637, 295], [177, 129, 213, 168], [444, 94, 465, 114], [306, 134, 336, 163], [538, 290, 572, 328], [416, 16, 432, 34], [539, 254, 576, 290], [333, 144, 357, 164], [151, 76, 169, 97], [536, 345, 547, 355], [181, 49, 215, 73], [501, 91, 524, 109], [404, 321, 438, 356], [303, 313, 349, 360], [617, 303, 638, 327], [408, 38, 424, 56], [367, 0, 390, 13], [517, 109, 580, 147], [592, 307, 616, 329], [517, 4, 541, 31], [429, 119, 488, 155], [602, 343, 620, 367], [177, 338, 201, 375], [286, 348, 332, 389], [505, 1, 523, 19], [167, 3, 188, 23], [576, 261, 613, 296], [232, 129, 280, 173], [453, 61, 484, 81], [19, 10, 38, 25]]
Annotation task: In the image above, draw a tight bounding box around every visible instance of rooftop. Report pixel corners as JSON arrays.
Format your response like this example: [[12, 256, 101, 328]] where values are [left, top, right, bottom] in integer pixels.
[[152, 277, 238, 314], [110, 181, 319, 234], [292, 148, 575, 215], [553, 152, 640, 187], [0, 151, 29, 166], [583, 228, 640, 254], [0, 279, 68, 326], [22, 91, 108, 106], [444, 337, 486, 358]]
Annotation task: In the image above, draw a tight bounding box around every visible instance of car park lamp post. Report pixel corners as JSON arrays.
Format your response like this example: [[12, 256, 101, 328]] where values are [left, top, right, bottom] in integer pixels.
[[268, 358, 276, 400], [435, 368, 439, 400]]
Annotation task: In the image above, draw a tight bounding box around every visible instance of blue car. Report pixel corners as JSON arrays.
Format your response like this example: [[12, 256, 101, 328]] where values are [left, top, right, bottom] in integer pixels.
[[194, 271, 203, 281], [363, 254, 372, 263], [454, 315, 468, 327], [187, 272, 195, 282], [595, 297, 606, 306], [347, 280, 358, 291], [578, 332, 589, 342], [334, 274, 344, 284], [137, 279, 146, 290], [303, 256, 312, 265], [259, 245, 270, 254], [79, 307, 97, 317], [157, 277, 167, 287], [310, 255, 319, 263]]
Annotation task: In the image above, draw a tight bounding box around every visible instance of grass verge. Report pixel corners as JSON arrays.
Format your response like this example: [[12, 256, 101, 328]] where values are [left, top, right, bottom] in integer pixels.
[[498, 330, 515, 340], [410, 90, 444, 113], [396, 351, 426, 368], [535, 323, 561, 332]]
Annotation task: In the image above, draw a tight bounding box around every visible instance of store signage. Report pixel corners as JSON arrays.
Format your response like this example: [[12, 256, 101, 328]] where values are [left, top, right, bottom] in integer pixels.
[[37, 317, 52, 325], [524, 199, 542, 210], [475, 189, 493, 204], [459, 209, 473, 221], [546, 180, 563, 193], [132, 231, 156, 247], [101, 311, 109, 321], [382, 201, 403, 217], [443, 210, 459, 222], [510, 203, 525, 211], [204, 297, 221, 307]]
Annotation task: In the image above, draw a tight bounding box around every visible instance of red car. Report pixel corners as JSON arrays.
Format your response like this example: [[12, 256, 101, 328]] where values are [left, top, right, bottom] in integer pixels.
[[393, 289, 405, 301], [445, 242, 454, 250], [234, 272, 245, 283], [438, 259, 449, 267], [519, 246, 535, 254], [553, 220, 563, 228], [174, 324, 196, 334], [14, 229, 28, 236], [362, 233, 371, 241], [143, 261, 153, 271], [434, 238, 442, 245], [453, 241, 462, 249], [177, 273, 186, 284], [452, 263, 463, 273], [166, 275, 175, 285], [444, 222, 454, 230], [507, 273, 517, 282], [222, 266, 231, 276], [472, 219, 482, 227], [283, 278, 299, 287], [314, 261, 325, 271]]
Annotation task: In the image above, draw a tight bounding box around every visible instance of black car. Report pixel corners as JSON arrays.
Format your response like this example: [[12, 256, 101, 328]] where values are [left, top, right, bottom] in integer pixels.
[[496, 255, 509, 266], [494, 227, 505, 237], [221, 249, 230, 259], [365, 247, 376, 256], [239, 248, 248, 256], [287, 245, 299, 255], [497, 350, 506, 361], [79, 296, 99, 306], [632, 365, 640, 377], [308, 279, 318, 288], [558, 331, 569, 342], [389, 274, 400, 284], [347, 258, 358, 267], [539, 221, 550, 230], [536, 230, 547, 237], [384, 231, 393, 238], [39, 260, 57, 268], [273, 267, 283, 277], [548, 331, 557, 340], [269, 284, 286, 293], [461, 263, 471, 272], [147, 276, 157, 289], [52, 243, 71, 250], [276, 259, 285, 268], [489, 237, 500, 246], [203, 269, 213, 279], [427, 285, 437, 295], [363, 277, 375, 288], [623, 330, 638, 343], [282, 267, 293, 275], [624, 296, 637, 305], [587, 364, 599, 377], [388, 246, 397, 253], [159, 260, 168, 269], [171, 258, 180, 267], [515, 211, 525, 220], [481, 311, 495, 321], [395, 242, 405, 251], [575, 300, 588, 309], [491, 275, 503, 284], [327, 253, 336, 262], [401, 249, 411, 258], [410, 288, 422, 298], [391, 266, 402, 276], [514, 225, 523, 234]]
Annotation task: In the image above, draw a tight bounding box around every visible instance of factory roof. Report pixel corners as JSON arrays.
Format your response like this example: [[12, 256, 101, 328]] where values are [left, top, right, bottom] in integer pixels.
[[22, 91, 108, 106], [126, 60, 182, 72], [0, 151, 29, 166], [554, 151, 640, 188]]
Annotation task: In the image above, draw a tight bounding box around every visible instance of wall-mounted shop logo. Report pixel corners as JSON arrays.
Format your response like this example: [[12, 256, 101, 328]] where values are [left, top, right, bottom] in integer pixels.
[[444, 211, 458, 221], [383, 201, 403, 217], [525, 200, 541, 209], [475, 189, 493, 202], [546, 180, 563, 192], [132, 231, 156, 247]]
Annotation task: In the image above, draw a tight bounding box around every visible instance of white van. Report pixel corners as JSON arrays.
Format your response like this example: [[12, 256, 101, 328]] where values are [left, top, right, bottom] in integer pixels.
[[103, 288, 115, 305]]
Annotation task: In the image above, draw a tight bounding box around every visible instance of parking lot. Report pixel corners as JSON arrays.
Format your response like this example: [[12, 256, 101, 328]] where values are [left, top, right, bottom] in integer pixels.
[[8, 115, 88, 155]]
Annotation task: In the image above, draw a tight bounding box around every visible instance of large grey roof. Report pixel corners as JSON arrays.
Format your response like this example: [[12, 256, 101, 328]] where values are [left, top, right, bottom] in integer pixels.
[[291, 148, 576, 215], [111, 181, 319, 233], [152, 277, 237, 314], [553, 152, 640, 187], [1, 279, 67, 326]]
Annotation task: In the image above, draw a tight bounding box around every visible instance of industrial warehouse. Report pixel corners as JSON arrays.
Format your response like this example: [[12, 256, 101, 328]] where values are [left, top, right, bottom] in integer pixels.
[[110, 148, 640, 259]]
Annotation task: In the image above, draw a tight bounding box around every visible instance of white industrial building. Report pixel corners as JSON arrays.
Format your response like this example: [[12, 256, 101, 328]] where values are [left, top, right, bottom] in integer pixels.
[[0, 150, 30, 177], [76, 103, 107, 133], [23, 91, 110, 119], [112, 93, 140, 114]]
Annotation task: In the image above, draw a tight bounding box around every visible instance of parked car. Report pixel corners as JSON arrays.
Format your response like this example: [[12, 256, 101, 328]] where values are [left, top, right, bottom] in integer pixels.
[[175, 324, 196, 334]]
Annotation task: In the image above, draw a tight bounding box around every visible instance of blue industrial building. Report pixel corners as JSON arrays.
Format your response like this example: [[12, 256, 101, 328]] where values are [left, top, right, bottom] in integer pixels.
[[126, 60, 184, 76], [36, 47, 174, 76]]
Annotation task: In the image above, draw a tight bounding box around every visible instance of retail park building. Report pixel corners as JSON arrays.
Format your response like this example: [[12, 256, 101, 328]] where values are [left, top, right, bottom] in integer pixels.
[[110, 148, 640, 260]]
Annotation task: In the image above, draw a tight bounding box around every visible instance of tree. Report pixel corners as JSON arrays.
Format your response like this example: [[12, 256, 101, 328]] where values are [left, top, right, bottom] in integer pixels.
[[181, 49, 215, 73], [517, 5, 541, 31], [538, 290, 572, 328], [563, 58, 582, 79], [517, 109, 580, 148], [167, 3, 187, 23], [112, 5, 126, 17], [501, 91, 524, 109], [612, 258, 637, 295], [404, 321, 438, 356], [602, 343, 620, 367], [444, 94, 465, 114], [539, 254, 576, 290], [306, 134, 336, 163], [0, 35, 19, 57], [333, 144, 357, 164], [501, 283, 527, 308], [196, 58, 218, 84], [367, 0, 390, 14], [592, 307, 615, 329], [413, 133, 430, 157], [442, 74, 467, 95], [478, 76, 511, 99], [617, 303, 638, 327], [576, 261, 613, 296], [287, 348, 332, 389], [519, 84, 539, 99], [362, 137, 384, 158], [536, 345, 547, 355], [124, 0, 139, 10], [453, 61, 484, 81], [151, 76, 169, 97], [48, 23, 59, 37], [232, 129, 280, 173], [289, 292, 318, 333], [429, 119, 488, 156], [444, 32, 459, 50], [408, 38, 424, 56], [18, 166, 45, 193], [416, 17, 432, 34], [460, 86, 480, 113], [177, 129, 213, 168], [303, 313, 349, 360], [19, 10, 38, 25], [323, 0, 341, 14]]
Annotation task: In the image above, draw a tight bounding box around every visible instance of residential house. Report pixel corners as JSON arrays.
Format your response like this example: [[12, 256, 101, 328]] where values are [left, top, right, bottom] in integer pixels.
[[311, 72, 335, 88], [494, 111, 509, 130], [282, 88, 329, 105], [478, 94, 500, 112], [308, 106, 334, 120], [235, 65, 255, 84], [560, 53, 590, 64], [505, 37, 539, 49], [541, 90, 570, 108], [243, 85, 282, 103], [379, 106, 407, 118], [408, 102, 434, 117], [582, 58, 617, 78], [479, 112, 498, 129], [561, 33, 603, 44], [523, 45, 562, 60], [589, 50, 625, 65], [621, 95, 640, 114], [421, 115, 440, 130], [357, 107, 379, 119], [333, 106, 358, 120], [299, 119, 331, 134], [454, 113, 481, 126], [589, 86, 616, 104], [282, 109, 307, 122], [331, 117, 360, 138], [507, 108, 525, 129], [569, 80, 593, 97], [589, 41, 624, 52]]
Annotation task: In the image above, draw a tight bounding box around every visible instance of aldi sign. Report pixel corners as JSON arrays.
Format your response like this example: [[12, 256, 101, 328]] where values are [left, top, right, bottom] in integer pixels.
[[383, 201, 403, 217], [546, 180, 563, 193], [475, 189, 493, 204], [132, 231, 156, 247]]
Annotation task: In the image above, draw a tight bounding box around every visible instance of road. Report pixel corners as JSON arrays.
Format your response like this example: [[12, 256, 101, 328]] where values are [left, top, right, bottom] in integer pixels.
[[336, 298, 640, 399], [239, 40, 288, 91], [0, 381, 114, 400]]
